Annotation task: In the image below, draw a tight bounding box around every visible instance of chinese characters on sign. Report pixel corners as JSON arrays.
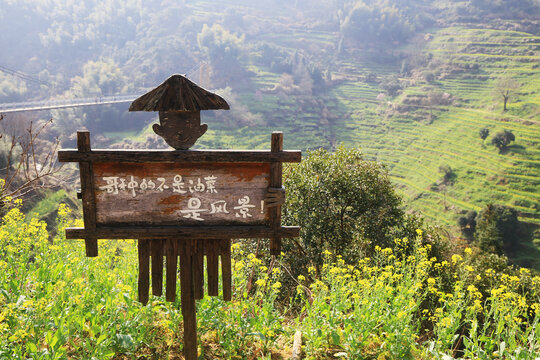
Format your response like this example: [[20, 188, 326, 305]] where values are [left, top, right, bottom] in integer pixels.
[[99, 174, 218, 197], [92, 162, 270, 226]]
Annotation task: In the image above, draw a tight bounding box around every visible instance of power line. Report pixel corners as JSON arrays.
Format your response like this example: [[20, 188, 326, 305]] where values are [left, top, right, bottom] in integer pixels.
[[0, 94, 140, 113], [0, 65, 50, 86]]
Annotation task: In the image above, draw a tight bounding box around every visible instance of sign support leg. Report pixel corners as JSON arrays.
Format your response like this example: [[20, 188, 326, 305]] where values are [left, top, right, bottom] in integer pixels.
[[138, 239, 150, 305], [270, 132, 283, 255], [207, 239, 219, 296], [151, 239, 164, 296], [166, 238, 178, 302], [180, 239, 198, 360], [220, 239, 232, 301]]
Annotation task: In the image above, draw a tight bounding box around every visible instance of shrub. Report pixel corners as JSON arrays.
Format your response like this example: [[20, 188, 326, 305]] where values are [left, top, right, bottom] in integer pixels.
[[282, 146, 403, 273], [491, 130, 515, 151], [475, 204, 520, 255], [438, 164, 456, 185], [479, 128, 489, 140], [458, 210, 477, 239]]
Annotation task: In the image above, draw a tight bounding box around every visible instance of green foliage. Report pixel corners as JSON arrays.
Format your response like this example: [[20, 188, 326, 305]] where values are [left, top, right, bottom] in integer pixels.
[[1, 200, 539, 358], [493, 75, 521, 112], [491, 129, 516, 152], [340, 1, 416, 46], [438, 164, 456, 185], [197, 23, 246, 87], [475, 204, 521, 255], [458, 210, 477, 239], [479, 128, 490, 140], [379, 75, 402, 96], [469, 0, 540, 17], [52, 59, 132, 135], [282, 146, 403, 271], [0, 73, 28, 102]]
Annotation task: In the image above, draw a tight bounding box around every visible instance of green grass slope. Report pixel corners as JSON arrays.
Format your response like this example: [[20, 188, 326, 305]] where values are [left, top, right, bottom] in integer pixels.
[[141, 24, 540, 247]]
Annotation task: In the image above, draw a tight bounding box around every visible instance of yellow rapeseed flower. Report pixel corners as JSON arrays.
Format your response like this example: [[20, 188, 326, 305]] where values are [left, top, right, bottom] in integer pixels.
[[451, 254, 463, 264]]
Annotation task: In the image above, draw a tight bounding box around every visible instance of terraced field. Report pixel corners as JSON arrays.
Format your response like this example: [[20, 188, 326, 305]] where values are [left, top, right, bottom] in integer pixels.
[[166, 14, 540, 244]]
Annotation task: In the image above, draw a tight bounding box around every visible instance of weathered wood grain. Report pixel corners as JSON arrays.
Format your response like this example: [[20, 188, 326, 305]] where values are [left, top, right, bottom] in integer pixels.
[[138, 239, 150, 305], [193, 240, 204, 300], [179, 239, 198, 360], [77, 131, 98, 257], [166, 238, 178, 302], [270, 132, 283, 255], [207, 239, 219, 297], [129, 74, 229, 112], [151, 239, 163, 297], [58, 149, 301, 163], [65, 225, 300, 239], [221, 239, 232, 301], [92, 162, 270, 226]]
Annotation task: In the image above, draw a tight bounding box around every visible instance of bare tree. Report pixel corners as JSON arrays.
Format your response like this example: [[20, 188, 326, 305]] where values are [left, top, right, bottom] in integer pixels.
[[493, 75, 520, 111], [0, 114, 62, 202]]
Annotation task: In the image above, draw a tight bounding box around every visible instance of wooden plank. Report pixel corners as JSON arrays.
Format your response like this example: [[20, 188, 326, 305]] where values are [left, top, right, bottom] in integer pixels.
[[291, 330, 303, 360], [193, 240, 204, 300], [220, 239, 232, 301], [151, 239, 163, 297], [65, 225, 300, 240], [92, 162, 270, 226], [179, 239, 198, 360], [138, 239, 150, 305], [58, 149, 301, 163], [270, 132, 283, 256], [129, 74, 229, 112], [77, 131, 98, 257], [207, 239, 219, 297], [165, 238, 178, 302]]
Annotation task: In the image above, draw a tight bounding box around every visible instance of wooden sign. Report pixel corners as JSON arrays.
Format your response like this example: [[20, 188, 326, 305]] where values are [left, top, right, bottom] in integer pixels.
[[58, 130, 301, 360], [93, 162, 271, 226], [58, 131, 301, 245]]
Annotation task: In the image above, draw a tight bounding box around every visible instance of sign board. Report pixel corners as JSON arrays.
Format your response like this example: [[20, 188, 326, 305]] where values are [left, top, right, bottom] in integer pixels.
[[58, 132, 301, 243], [93, 162, 270, 226]]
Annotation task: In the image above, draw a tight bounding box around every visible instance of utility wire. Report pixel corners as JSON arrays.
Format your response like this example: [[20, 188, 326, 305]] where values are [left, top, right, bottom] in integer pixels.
[[0, 64, 50, 86]]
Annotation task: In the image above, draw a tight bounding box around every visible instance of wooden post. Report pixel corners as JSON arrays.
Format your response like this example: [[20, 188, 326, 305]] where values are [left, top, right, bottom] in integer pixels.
[[207, 239, 219, 296], [166, 238, 178, 302], [221, 239, 232, 301], [138, 239, 150, 305], [193, 240, 204, 300], [270, 132, 283, 255], [77, 131, 98, 257], [151, 239, 163, 297], [180, 239, 198, 360]]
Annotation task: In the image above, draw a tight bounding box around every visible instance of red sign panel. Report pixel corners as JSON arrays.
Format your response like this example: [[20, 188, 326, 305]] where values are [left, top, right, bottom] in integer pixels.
[[93, 162, 270, 226]]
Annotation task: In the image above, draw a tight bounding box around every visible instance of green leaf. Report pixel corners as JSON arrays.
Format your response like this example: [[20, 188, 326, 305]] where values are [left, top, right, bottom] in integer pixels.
[[104, 351, 116, 359], [26, 342, 38, 353], [49, 330, 60, 349], [96, 334, 107, 345], [116, 334, 134, 350], [246, 332, 266, 341], [331, 331, 340, 345]]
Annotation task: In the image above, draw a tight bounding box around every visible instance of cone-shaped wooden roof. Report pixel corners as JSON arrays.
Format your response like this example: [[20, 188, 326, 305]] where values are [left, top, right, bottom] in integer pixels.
[[129, 74, 229, 112]]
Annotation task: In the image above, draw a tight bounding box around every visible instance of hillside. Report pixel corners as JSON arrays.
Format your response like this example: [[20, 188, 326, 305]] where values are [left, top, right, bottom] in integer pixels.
[[197, 23, 540, 249], [0, 0, 539, 257]]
